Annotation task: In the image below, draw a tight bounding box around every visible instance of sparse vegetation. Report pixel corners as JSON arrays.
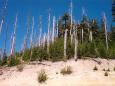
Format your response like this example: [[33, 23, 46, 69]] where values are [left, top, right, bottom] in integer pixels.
[[114, 66, 115, 71], [107, 68, 110, 72], [102, 68, 105, 71], [93, 65, 98, 71], [60, 66, 72, 75], [38, 69, 48, 83], [17, 64, 24, 72], [104, 72, 108, 76]]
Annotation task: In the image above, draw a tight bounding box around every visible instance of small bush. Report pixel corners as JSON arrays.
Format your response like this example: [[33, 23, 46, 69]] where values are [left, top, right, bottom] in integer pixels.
[[0, 58, 7, 66], [49, 38, 64, 62], [17, 64, 24, 72], [104, 72, 108, 76], [107, 68, 110, 72], [60, 66, 72, 75], [93, 65, 98, 71], [114, 66, 115, 71], [102, 68, 105, 71], [7, 57, 20, 67], [38, 69, 48, 83]]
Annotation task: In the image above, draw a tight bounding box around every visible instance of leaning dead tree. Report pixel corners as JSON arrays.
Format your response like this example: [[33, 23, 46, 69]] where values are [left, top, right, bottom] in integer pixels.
[[0, 0, 8, 35], [3, 23, 8, 59], [103, 13, 108, 50], [30, 16, 34, 61], [70, 0, 73, 44], [21, 16, 30, 62], [52, 16, 55, 43], [8, 14, 18, 65], [38, 16, 42, 47], [47, 9, 51, 55], [10, 14, 18, 56]]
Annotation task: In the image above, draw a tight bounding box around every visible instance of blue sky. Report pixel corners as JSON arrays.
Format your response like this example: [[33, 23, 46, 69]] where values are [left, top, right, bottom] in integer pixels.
[[0, 0, 112, 54]]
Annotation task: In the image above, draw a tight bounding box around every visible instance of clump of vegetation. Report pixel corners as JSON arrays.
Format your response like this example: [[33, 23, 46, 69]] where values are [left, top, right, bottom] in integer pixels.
[[49, 38, 64, 62], [7, 57, 20, 67], [93, 65, 98, 71], [60, 66, 72, 75], [102, 68, 105, 71], [107, 68, 110, 72], [17, 64, 24, 72], [114, 66, 115, 71], [104, 72, 108, 76], [38, 69, 48, 83]]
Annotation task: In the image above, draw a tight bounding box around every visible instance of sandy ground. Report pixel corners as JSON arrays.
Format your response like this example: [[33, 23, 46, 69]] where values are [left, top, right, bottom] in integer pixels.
[[0, 58, 115, 86]]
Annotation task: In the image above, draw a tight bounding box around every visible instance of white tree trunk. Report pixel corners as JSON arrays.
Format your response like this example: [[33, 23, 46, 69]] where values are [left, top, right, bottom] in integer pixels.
[[71, 33, 73, 44], [64, 29, 67, 60], [0, 19, 3, 35], [39, 16, 42, 47], [70, 1, 73, 44], [47, 12, 50, 54], [10, 14, 18, 55], [74, 27, 78, 61], [56, 20, 58, 38], [103, 13, 108, 50], [81, 28, 84, 42], [30, 16, 34, 61], [89, 30, 92, 42], [52, 16, 55, 43]]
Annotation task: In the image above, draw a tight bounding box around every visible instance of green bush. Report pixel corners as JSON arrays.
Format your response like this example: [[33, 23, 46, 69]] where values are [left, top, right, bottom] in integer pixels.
[[97, 41, 107, 58], [38, 69, 48, 83], [0, 58, 7, 66], [66, 39, 74, 59], [49, 38, 64, 62], [31, 47, 48, 61], [7, 57, 20, 67], [23, 49, 31, 61]]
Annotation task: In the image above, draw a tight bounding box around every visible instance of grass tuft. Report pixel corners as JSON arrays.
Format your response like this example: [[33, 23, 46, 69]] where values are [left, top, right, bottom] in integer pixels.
[[38, 69, 48, 83], [17, 64, 24, 72], [60, 66, 72, 75], [114, 66, 115, 71], [93, 65, 98, 71], [104, 72, 108, 76]]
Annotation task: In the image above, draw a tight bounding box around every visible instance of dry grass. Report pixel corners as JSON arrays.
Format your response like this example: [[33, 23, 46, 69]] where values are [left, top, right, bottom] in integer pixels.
[[104, 72, 108, 76], [17, 64, 24, 72], [38, 69, 48, 83], [93, 65, 98, 71], [60, 66, 72, 75]]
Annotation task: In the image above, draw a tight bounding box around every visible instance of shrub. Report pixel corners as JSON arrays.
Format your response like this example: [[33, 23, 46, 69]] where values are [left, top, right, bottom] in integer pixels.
[[7, 57, 20, 67], [66, 39, 74, 59], [23, 49, 31, 61], [49, 38, 64, 62], [31, 47, 48, 61], [104, 72, 108, 76], [60, 66, 72, 75], [38, 69, 48, 83], [0, 58, 7, 66], [107, 68, 110, 72], [17, 64, 24, 72], [114, 66, 115, 71], [78, 42, 87, 57], [93, 65, 98, 71], [97, 41, 107, 58], [102, 68, 105, 71]]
